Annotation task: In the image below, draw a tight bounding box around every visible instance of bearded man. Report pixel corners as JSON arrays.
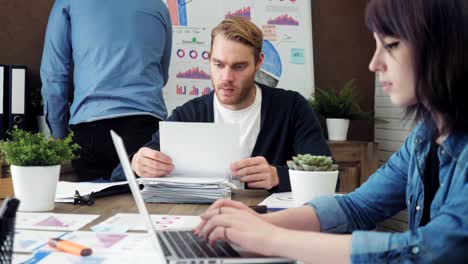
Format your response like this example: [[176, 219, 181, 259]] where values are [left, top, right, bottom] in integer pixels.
[[111, 17, 330, 192]]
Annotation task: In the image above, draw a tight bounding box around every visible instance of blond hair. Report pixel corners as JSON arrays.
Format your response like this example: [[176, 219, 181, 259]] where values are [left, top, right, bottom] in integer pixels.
[[211, 17, 263, 63]]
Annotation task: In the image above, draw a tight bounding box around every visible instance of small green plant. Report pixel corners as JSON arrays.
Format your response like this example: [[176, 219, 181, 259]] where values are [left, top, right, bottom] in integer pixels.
[[287, 154, 338, 171], [309, 79, 369, 119], [0, 128, 80, 166]]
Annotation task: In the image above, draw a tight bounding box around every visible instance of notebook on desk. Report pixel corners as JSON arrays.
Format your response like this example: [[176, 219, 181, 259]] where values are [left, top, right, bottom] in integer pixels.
[[110, 130, 293, 264]]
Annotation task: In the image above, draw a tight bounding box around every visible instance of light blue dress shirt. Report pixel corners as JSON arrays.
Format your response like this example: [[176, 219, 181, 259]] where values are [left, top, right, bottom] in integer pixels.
[[40, 0, 172, 139], [309, 123, 467, 263]]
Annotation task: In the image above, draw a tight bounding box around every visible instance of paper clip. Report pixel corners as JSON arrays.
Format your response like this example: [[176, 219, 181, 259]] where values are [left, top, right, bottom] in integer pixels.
[[73, 190, 95, 206]]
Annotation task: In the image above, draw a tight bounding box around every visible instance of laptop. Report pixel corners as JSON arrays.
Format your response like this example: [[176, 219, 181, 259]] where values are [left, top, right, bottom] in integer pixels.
[[110, 130, 294, 264]]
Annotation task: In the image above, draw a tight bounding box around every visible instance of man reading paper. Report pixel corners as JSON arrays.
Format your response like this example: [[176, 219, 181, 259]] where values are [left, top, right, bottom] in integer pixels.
[[111, 17, 330, 192]]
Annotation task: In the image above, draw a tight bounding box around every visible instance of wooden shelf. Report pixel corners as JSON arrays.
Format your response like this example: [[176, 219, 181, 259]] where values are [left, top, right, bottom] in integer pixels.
[[328, 141, 379, 192], [0, 177, 13, 199]]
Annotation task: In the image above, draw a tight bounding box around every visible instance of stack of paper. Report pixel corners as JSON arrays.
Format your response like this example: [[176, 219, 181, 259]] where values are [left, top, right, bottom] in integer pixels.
[[139, 177, 232, 204], [135, 122, 240, 204]]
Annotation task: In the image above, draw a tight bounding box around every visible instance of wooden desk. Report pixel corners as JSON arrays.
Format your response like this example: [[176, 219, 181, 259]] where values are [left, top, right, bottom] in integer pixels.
[[0, 177, 269, 230], [328, 141, 379, 192], [54, 190, 269, 229], [0, 177, 14, 199], [2, 177, 409, 234]]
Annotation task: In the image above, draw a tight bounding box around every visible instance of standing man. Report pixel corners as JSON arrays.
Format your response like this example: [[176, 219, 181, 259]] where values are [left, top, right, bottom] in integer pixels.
[[112, 17, 331, 192], [40, 0, 172, 181]]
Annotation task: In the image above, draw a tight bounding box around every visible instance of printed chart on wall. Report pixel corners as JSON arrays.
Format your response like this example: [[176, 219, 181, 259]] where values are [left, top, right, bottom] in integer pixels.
[[162, 0, 314, 113]]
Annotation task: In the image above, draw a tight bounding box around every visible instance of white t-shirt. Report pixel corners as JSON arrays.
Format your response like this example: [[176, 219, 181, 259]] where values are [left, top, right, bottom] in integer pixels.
[[213, 85, 262, 159]]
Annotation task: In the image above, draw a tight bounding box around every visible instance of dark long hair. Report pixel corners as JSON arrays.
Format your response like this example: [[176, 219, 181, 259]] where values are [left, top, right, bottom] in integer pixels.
[[366, 0, 468, 135]]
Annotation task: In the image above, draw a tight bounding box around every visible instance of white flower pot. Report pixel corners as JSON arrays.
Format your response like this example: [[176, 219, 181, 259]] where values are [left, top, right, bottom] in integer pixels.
[[289, 169, 339, 207], [11, 165, 60, 212], [326, 118, 350, 141]]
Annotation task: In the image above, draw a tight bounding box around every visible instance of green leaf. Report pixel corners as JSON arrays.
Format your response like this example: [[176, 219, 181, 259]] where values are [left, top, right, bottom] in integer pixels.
[[290, 155, 337, 171], [309, 79, 371, 120], [0, 127, 80, 166]]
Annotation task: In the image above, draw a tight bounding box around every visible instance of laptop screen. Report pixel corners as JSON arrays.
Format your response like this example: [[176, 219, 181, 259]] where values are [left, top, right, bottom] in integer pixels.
[[110, 130, 167, 263], [110, 130, 293, 264]]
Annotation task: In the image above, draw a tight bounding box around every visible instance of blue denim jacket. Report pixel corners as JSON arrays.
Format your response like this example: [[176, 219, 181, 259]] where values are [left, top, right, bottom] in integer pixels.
[[308, 123, 468, 263]]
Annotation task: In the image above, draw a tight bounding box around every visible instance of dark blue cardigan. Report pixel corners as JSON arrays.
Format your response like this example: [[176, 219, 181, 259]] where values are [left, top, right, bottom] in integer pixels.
[[111, 83, 331, 192]]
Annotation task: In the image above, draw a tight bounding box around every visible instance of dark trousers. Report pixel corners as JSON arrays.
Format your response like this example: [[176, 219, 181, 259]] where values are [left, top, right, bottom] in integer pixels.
[[70, 115, 160, 181]]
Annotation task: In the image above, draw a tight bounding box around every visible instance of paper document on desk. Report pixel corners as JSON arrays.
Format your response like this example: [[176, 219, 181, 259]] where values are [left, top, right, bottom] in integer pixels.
[[159, 121, 240, 179], [26, 231, 161, 264], [13, 230, 66, 253], [16, 213, 99, 231], [259, 192, 296, 210], [55, 180, 128, 203], [23, 251, 162, 264], [26, 231, 163, 263], [58, 231, 155, 254], [13, 254, 31, 264], [97, 213, 201, 231], [259, 192, 344, 211]]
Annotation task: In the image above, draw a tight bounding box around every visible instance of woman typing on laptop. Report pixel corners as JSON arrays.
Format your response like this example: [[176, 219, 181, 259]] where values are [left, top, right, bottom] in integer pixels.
[[194, 0, 468, 262]]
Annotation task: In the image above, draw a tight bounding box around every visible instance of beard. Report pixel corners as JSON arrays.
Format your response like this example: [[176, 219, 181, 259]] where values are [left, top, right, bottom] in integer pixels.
[[213, 81, 256, 107], [212, 71, 257, 108]]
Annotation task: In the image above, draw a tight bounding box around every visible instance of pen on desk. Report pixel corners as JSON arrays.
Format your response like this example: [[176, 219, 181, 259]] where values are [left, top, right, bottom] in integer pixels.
[[48, 238, 93, 256]]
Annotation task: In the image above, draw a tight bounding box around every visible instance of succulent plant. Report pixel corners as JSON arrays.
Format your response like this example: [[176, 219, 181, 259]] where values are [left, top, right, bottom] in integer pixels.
[[287, 154, 338, 171]]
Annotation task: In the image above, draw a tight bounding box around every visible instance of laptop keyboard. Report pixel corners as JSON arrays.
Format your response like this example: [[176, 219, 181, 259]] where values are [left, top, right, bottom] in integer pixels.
[[159, 230, 240, 259]]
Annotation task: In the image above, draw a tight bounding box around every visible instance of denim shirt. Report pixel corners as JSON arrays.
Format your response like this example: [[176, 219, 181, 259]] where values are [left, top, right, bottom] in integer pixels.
[[40, 0, 172, 139], [308, 123, 468, 263]]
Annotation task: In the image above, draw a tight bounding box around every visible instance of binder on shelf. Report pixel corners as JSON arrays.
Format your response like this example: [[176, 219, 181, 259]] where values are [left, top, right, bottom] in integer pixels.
[[0, 64, 9, 140], [8, 65, 27, 131]]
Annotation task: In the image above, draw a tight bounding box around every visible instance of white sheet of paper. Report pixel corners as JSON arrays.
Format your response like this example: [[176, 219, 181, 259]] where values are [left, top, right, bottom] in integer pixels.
[[259, 192, 344, 211], [13, 253, 32, 264], [259, 192, 296, 210], [55, 181, 128, 201], [60, 231, 155, 254], [159, 121, 240, 178], [23, 250, 161, 264], [27, 232, 161, 263], [137, 176, 227, 185], [54, 198, 74, 203], [16, 213, 99, 231], [97, 213, 201, 231], [13, 230, 66, 253]]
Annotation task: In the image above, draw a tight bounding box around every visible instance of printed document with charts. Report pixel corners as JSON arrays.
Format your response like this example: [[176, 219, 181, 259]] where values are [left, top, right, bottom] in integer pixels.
[[139, 122, 241, 203]]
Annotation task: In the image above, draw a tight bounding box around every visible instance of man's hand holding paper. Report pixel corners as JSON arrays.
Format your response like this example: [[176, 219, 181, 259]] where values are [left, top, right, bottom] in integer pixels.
[[231, 157, 279, 189], [131, 147, 174, 177], [132, 122, 280, 190]]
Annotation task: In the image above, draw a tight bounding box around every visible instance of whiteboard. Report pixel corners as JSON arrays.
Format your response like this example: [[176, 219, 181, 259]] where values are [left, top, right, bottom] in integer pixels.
[[162, 0, 314, 113]]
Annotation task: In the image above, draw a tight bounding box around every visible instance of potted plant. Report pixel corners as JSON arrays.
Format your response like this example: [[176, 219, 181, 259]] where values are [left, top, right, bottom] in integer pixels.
[[309, 79, 369, 141], [287, 155, 338, 207], [0, 128, 79, 211]]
